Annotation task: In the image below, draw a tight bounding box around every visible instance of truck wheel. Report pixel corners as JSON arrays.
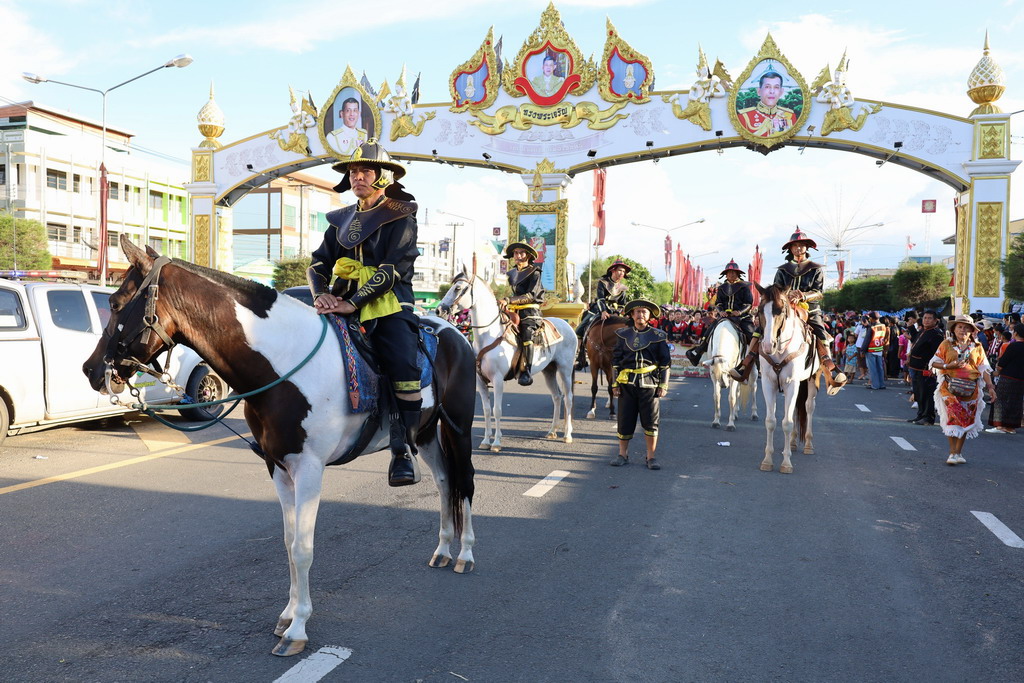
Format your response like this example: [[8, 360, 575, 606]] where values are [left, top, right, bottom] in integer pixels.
[[180, 364, 230, 421], [0, 399, 9, 448]]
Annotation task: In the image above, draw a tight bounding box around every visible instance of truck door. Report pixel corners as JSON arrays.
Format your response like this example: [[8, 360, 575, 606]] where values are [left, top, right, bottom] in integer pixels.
[[31, 286, 105, 415]]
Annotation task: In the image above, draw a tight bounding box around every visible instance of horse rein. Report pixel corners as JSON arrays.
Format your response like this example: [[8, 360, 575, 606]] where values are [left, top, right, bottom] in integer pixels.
[[757, 294, 808, 383], [444, 275, 502, 330]]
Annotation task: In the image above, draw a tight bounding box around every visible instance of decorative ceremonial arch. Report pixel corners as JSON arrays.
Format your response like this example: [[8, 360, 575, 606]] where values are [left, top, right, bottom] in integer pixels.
[[185, 3, 1017, 313]]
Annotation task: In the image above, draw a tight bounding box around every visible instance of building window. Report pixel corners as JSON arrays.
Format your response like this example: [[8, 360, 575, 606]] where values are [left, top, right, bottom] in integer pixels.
[[284, 205, 297, 228], [149, 190, 163, 210], [108, 231, 119, 248], [109, 182, 119, 200], [0, 164, 5, 185], [46, 222, 69, 241], [73, 174, 81, 193], [46, 169, 68, 190], [149, 237, 164, 252]]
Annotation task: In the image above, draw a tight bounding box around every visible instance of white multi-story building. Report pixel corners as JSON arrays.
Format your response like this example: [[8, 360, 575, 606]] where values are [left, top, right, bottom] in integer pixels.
[[0, 101, 190, 281]]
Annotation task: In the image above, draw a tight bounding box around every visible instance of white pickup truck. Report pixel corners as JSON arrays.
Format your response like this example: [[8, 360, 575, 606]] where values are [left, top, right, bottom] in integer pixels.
[[0, 277, 230, 447]]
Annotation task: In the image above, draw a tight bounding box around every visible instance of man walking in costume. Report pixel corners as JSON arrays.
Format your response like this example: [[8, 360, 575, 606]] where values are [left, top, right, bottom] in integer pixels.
[[686, 258, 754, 366], [501, 242, 545, 386], [574, 258, 630, 370], [306, 140, 423, 487], [730, 229, 848, 393], [610, 299, 672, 470]]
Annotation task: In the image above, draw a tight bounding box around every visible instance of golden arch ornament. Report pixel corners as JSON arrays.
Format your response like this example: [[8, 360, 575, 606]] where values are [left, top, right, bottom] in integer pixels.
[[727, 34, 811, 150]]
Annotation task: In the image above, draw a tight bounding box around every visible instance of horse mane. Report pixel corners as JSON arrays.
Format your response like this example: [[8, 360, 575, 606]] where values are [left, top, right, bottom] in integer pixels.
[[171, 258, 281, 317]]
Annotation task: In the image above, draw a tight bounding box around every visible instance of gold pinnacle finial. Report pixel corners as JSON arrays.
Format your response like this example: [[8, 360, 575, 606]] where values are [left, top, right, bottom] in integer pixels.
[[967, 31, 1005, 115], [197, 80, 226, 149]]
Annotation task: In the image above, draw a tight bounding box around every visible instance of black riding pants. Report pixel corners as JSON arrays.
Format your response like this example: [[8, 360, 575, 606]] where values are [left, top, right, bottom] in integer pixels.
[[367, 308, 420, 393], [617, 384, 660, 440]]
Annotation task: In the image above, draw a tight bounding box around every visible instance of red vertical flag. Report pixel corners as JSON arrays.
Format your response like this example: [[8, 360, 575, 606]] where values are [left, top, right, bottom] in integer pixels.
[[749, 245, 763, 307], [592, 168, 607, 246], [836, 260, 846, 288]]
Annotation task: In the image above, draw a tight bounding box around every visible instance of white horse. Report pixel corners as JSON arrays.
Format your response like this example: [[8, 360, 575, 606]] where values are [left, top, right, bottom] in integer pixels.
[[754, 283, 818, 474], [438, 271, 577, 451], [703, 321, 759, 430]]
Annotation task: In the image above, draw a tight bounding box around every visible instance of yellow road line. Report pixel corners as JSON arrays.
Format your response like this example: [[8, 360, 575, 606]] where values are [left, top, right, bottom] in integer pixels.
[[0, 434, 250, 496], [131, 419, 192, 451]]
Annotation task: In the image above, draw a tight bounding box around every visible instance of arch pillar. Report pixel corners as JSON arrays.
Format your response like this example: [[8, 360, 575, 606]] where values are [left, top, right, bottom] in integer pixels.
[[185, 146, 233, 270], [959, 112, 1019, 314]]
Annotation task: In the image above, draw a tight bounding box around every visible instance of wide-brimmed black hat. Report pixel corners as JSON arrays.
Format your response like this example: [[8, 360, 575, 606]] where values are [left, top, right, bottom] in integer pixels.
[[504, 242, 538, 261], [606, 258, 632, 276], [719, 258, 746, 277], [624, 299, 661, 319], [781, 228, 817, 252], [331, 139, 408, 194]]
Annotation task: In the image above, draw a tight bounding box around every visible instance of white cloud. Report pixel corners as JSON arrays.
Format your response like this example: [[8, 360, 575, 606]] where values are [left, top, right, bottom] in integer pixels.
[[0, 3, 70, 100]]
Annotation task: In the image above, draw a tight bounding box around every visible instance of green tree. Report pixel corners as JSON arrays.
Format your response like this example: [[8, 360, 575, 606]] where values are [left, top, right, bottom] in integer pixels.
[[579, 255, 657, 303], [651, 281, 674, 306], [1002, 232, 1024, 303], [0, 212, 51, 270], [272, 256, 310, 290], [889, 262, 952, 309]]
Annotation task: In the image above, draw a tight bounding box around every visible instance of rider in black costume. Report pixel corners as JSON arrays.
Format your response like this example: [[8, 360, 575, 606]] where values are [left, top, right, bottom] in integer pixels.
[[729, 229, 848, 392], [574, 259, 630, 370], [685, 259, 755, 366], [502, 242, 545, 386], [306, 140, 423, 487]]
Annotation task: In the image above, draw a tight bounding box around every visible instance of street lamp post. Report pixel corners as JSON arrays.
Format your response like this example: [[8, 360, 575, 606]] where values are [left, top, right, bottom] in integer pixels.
[[23, 54, 194, 285]]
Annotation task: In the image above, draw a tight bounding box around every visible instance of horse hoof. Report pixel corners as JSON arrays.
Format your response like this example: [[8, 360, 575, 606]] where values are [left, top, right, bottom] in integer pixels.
[[273, 618, 292, 638], [454, 559, 475, 574], [760, 463, 773, 472], [803, 447, 814, 455], [272, 637, 307, 657], [586, 411, 596, 419], [725, 425, 736, 432], [564, 436, 573, 444], [712, 422, 720, 429], [478, 443, 490, 450], [752, 415, 760, 421], [490, 446, 501, 453], [780, 465, 794, 474], [429, 554, 451, 568], [544, 433, 558, 440]]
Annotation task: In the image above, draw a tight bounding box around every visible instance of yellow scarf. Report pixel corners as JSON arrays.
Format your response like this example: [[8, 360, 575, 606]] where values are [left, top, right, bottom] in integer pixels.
[[332, 257, 402, 323]]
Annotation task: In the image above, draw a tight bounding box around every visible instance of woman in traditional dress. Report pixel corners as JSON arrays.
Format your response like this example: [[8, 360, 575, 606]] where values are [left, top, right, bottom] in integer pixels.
[[930, 315, 998, 465]]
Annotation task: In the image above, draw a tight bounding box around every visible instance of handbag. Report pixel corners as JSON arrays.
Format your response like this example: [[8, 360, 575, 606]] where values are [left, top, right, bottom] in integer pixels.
[[945, 375, 976, 398]]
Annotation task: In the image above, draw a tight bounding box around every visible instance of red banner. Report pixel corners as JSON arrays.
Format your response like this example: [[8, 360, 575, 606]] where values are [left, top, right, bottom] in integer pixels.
[[836, 260, 846, 288], [592, 168, 606, 246]]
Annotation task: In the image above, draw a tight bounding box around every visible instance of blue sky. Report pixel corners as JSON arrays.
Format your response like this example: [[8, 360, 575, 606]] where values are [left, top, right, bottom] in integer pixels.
[[4, 0, 1023, 281]]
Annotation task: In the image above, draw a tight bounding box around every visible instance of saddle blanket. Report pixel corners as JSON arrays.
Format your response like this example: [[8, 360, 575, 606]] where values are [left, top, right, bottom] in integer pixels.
[[502, 317, 563, 348], [327, 314, 438, 414]]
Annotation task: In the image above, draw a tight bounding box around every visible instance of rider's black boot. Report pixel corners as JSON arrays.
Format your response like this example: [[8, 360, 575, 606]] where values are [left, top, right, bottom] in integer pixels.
[[685, 340, 708, 366], [388, 403, 422, 487], [574, 339, 588, 371], [518, 343, 535, 386]]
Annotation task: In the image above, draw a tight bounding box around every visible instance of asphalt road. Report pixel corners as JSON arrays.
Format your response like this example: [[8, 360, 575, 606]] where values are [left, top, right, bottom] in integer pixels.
[[1, 372, 1023, 682]]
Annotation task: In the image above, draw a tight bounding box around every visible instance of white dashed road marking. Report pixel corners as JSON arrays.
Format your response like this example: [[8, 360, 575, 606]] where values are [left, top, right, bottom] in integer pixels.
[[890, 436, 916, 451], [855, 404, 871, 412], [524, 470, 570, 498], [273, 646, 353, 682], [971, 511, 1024, 549]]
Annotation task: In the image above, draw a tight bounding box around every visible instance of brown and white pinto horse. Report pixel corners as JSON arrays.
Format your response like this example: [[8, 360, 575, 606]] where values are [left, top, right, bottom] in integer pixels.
[[83, 237, 477, 657], [582, 316, 627, 419], [753, 283, 818, 474]]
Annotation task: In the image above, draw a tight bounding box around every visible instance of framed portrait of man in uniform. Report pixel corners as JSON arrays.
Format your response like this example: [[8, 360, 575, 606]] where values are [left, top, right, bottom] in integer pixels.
[[727, 35, 809, 150], [318, 69, 382, 159], [507, 199, 568, 299]]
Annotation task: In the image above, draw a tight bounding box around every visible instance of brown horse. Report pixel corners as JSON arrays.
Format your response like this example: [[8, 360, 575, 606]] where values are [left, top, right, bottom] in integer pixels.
[[583, 316, 629, 419]]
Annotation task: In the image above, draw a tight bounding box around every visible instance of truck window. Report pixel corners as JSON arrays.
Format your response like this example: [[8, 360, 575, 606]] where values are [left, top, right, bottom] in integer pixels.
[[91, 291, 112, 329], [46, 290, 92, 333], [0, 289, 27, 330]]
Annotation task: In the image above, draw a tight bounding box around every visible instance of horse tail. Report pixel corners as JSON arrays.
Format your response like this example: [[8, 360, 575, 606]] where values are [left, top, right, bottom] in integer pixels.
[[436, 327, 476, 537], [796, 378, 809, 442]]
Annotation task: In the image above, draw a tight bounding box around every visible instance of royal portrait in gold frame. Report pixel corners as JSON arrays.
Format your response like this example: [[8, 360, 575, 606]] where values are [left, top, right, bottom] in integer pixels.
[[727, 35, 810, 150], [507, 199, 569, 300], [318, 66, 383, 159]]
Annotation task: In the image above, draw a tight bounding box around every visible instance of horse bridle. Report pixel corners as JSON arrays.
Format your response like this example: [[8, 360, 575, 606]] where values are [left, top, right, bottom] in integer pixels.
[[757, 292, 808, 381], [102, 255, 178, 393], [444, 274, 502, 330]]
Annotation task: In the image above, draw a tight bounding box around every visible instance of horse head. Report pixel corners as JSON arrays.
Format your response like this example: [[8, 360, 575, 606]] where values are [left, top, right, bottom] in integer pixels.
[[756, 283, 797, 354], [83, 235, 181, 395], [437, 269, 472, 318]]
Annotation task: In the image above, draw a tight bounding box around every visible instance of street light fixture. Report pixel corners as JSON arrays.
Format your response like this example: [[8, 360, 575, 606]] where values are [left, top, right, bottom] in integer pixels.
[[22, 54, 194, 285], [629, 219, 706, 278]]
